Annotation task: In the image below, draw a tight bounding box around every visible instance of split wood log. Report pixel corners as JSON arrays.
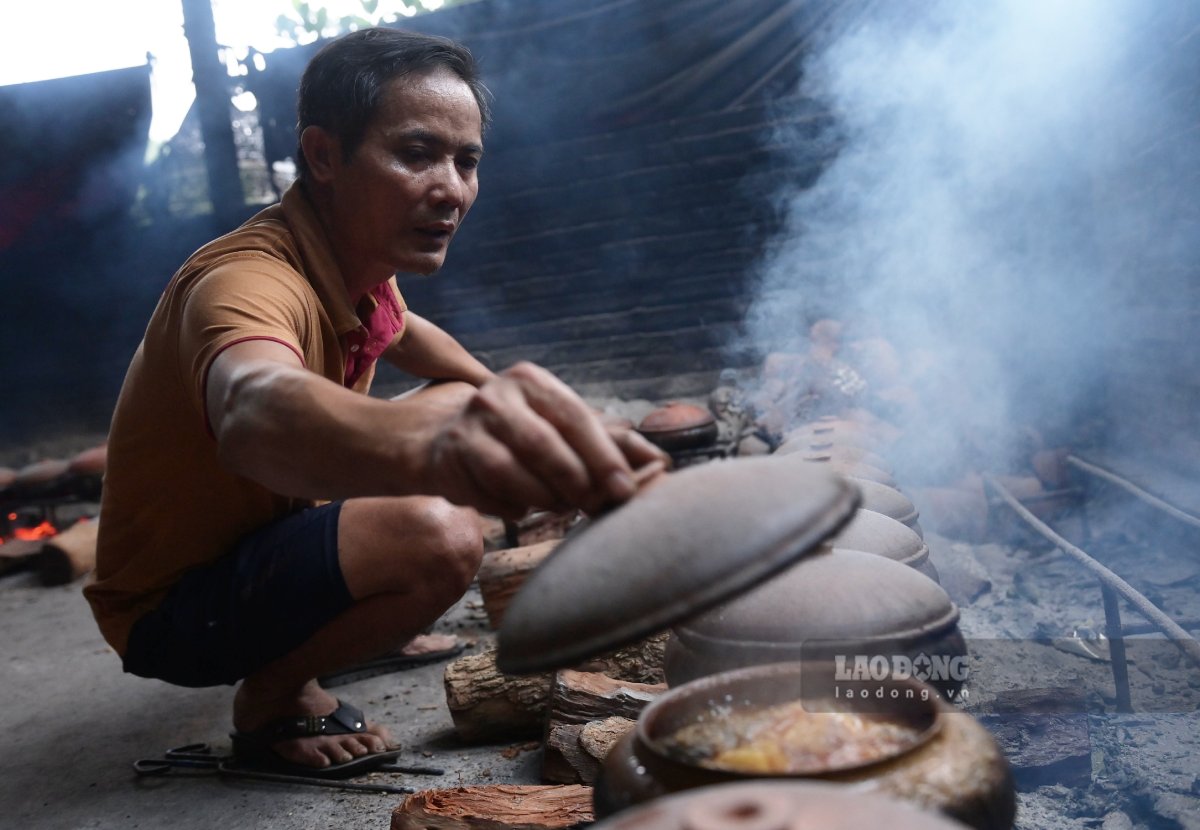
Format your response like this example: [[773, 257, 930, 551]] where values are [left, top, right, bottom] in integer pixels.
[[38, 517, 98, 585], [444, 634, 667, 743], [391, 785, 593, 830], [547, 670, 665, 726], [543, 716, 636, 785], [542, 672, 659, 783], [477, 540, 559, 629]]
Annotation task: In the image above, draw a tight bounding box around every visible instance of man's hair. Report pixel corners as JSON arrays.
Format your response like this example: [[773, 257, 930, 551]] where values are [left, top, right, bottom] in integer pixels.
[[295, 27, 491, 181]]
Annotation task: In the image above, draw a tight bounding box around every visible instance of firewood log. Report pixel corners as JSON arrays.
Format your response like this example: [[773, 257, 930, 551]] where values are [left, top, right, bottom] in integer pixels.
[[477, 540, 559, 628], [444, 634, 667, 743], [38, 517, 98, 585], [547, 670, 665, 726], [543, 716, 636, 785], [541, 670, 662, 784], [391, 785, 593, 830]]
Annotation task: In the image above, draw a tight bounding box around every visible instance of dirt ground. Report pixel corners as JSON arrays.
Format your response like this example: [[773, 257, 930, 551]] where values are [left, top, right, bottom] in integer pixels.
[[3, 422, 1200, 829]]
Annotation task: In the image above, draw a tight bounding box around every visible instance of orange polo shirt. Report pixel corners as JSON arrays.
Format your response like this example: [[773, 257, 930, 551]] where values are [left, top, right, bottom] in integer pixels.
[[84, 183, 406, 656]]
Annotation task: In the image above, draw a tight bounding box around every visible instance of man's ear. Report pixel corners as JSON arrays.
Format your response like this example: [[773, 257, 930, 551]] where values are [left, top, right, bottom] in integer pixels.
[[300, 125, 341, 185]]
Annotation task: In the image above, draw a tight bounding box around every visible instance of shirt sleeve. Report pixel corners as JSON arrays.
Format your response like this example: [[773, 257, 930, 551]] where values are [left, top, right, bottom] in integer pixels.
[[178, 253, 314, 419]]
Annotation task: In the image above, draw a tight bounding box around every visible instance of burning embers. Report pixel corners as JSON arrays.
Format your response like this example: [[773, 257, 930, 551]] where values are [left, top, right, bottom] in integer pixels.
[[0, 443, 104, 585]]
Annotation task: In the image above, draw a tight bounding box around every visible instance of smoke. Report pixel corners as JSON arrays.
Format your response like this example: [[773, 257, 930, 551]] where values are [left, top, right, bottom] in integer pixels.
[[741, 0, 1200, 482]]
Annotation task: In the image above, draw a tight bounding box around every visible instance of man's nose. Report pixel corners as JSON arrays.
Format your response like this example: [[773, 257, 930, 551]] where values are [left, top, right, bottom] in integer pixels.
[[430, 162, 467, 209]]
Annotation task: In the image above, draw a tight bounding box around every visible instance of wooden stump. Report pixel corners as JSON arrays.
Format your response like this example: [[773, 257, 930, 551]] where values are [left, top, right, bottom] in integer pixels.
[[544, 716, 636, 785], [38, 517, 98, 585], [391, 785, 593, 830], [444, 634, 667, 744]]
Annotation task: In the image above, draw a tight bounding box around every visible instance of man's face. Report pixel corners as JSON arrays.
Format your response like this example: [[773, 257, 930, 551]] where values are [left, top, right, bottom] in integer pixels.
[[327, 67, 483, 278]]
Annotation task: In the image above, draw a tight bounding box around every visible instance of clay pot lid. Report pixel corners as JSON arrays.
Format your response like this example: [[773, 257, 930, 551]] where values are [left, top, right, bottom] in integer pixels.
[[496, 458, 860, 674], [827, 509, 928, 567], [592, 780, 970, 830], [675, 548, 957, 644], [637, 403, 719, 451], [844, 477, 920, 530]]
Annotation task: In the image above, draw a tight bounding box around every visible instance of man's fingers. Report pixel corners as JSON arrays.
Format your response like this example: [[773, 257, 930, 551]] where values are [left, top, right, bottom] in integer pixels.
[[501, 363, 636, 505], [608, 424, 671, 470], [437, 426, 567, 518]]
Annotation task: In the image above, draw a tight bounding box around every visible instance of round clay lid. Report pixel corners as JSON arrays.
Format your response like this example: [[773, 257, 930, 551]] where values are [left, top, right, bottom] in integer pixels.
[[676, 548, 957, 644], [591, 780, 970, 830], [844, 477, 920, 529], [496, 458, 860, 674], [783, 421, 884, 452], [777, 442, 894, 473], [828, 509, 928, 566]]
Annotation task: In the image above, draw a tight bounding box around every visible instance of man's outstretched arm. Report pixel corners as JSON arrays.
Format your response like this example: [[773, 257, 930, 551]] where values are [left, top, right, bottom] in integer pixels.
[[205, 341, 666, 516]]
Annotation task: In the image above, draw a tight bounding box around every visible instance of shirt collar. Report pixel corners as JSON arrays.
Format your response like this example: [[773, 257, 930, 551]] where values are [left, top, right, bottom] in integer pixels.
[[280, 182, 362, 335]]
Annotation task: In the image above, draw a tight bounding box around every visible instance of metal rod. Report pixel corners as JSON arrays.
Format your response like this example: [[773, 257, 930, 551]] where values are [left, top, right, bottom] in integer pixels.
[[983, 474, 1200, 669], [1066, 455, 1200, 531], [1123, 618, 1200, 636], [1100, 582, 1133, 713]]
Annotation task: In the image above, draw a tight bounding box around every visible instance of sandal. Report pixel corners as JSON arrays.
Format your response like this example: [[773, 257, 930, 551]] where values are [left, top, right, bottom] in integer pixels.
[[229, 700, 400, 779]]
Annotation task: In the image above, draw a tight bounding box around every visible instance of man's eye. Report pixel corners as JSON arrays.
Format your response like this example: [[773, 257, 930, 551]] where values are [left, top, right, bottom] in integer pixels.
[[400, 147, 429, 163], [458, 156, 480, 171]]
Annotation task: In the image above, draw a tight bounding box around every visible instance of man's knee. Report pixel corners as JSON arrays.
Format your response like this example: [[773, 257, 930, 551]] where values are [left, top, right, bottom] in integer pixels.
[[338, 497, 482, 599]]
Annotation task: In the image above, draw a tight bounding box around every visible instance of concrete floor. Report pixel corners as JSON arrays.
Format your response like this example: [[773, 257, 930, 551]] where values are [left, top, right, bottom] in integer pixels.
[[0, 572, 538, 830]]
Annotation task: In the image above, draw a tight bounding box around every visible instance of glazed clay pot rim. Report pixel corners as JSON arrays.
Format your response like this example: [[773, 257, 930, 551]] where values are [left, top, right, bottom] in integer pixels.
[[672, 599, 960, 652], [635, 661, 943, 778]]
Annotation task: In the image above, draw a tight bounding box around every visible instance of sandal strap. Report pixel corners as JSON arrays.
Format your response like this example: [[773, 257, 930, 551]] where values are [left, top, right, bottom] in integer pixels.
[[248, 700, 367, 742]]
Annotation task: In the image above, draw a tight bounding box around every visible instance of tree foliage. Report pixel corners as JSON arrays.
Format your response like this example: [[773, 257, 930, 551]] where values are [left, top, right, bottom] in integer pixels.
[[275, 0, 469, 44]]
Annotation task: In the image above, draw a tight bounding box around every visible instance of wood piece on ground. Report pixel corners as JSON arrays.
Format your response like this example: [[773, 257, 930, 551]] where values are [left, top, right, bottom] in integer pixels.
[[444, 634, 668, 744], [543, 716, 635, 785], [478, 540, 559, 628], [38, 517, 98, 585], [0, 538, 44, 576], [547, 670, 665, 726], [391, 785, 593, 830]]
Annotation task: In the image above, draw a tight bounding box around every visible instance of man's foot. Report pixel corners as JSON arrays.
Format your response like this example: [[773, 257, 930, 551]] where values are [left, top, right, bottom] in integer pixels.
[[232, 679, 395, 770]]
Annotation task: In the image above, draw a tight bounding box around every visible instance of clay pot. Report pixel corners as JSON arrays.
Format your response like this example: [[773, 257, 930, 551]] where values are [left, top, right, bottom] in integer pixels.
[[828, 509, 937, 581], [638, 403, 719, 451], [590, 780, 972, 830], [663, 549, 963, 695], [791, 455, 897, 488], [845, 477, 922, 536], [0, 467, 16, 493], [595, 662, 1015, 830], [775, 441, 894, 474], [782, 419, 889, 453]]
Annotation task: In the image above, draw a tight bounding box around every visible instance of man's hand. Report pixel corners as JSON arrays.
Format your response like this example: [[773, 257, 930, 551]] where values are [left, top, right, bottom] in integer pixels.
[[427, 362, 668, 518]]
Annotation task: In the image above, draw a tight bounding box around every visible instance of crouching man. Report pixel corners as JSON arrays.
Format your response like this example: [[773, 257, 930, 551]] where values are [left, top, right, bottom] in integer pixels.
[[84, 27, 664, 778]]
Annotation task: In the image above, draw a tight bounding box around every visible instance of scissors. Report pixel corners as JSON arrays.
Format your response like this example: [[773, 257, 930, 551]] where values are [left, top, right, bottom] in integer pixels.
[[134, 743, 444, 795]]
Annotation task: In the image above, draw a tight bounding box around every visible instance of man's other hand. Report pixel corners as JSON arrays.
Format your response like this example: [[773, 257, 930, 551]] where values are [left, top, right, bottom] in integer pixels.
[[427, 362, 668, 518]]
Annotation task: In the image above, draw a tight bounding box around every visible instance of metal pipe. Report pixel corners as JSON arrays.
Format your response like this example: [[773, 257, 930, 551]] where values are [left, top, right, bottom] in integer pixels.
[[983, 473, 1200, 669], [1066, 455, 1200, 531], [1100, 582, 1133, 713]]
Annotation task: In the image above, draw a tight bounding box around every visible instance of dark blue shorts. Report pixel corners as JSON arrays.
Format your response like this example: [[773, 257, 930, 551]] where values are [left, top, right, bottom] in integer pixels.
[[122, 501, 354, 688]]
